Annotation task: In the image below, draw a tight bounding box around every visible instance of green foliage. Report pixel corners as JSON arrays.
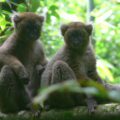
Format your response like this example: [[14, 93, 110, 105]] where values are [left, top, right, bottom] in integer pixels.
[[34, 80, 120, 108], [0, 0, 5, 2], [0, 0, 119, 82], [97, 59, 115, 82], [92, 0, 120, 83], [17, 3, 27, 12], [34, 80, 100, 108]]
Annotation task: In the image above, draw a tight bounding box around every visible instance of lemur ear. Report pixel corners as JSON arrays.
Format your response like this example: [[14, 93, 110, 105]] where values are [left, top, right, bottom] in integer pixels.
[[60, 24, 69, 36], [85, 24, 93, 35], [11, 12, 22, 23]]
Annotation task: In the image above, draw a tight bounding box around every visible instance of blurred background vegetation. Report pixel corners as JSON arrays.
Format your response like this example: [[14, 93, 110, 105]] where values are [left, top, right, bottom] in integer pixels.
[[0, 0, 120, 84]]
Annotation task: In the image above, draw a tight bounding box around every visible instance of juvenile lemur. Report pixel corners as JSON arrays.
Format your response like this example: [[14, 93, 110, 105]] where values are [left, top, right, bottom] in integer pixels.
[[0, 12, 47, 113], [41, 22, 103, 112]]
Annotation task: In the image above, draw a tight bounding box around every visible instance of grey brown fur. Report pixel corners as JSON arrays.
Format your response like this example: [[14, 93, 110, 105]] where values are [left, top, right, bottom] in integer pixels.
[[41, 22, 103, 112], [0, 12, 47, 113]]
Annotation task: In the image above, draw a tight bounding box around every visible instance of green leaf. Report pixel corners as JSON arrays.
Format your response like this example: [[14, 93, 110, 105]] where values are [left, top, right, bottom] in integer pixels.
[[49, 5, 58, 11], [17, 3, 27, 12], [29, 0, 40, 12], [97, 59, 114, 82], [0, 0, 5, 2], [34, 80, 106, 107]]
